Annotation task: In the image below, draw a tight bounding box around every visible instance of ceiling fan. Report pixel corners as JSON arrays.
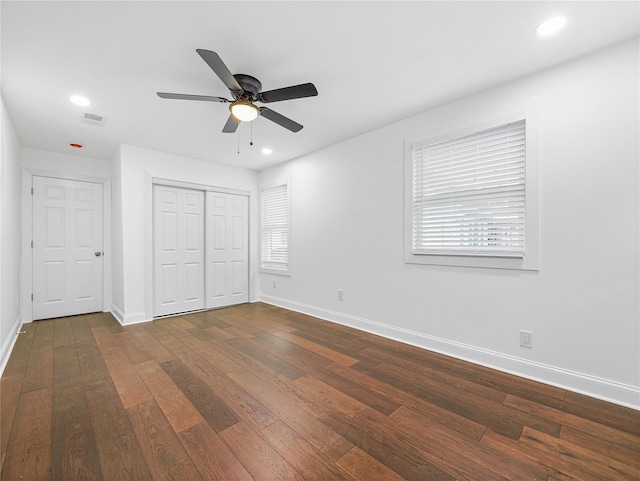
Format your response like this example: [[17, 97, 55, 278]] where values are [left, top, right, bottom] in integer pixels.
[[157, 49, 318, 133]]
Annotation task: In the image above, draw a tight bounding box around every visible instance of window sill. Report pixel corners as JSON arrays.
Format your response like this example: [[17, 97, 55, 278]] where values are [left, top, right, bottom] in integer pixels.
[[405, 252, 538, 271]]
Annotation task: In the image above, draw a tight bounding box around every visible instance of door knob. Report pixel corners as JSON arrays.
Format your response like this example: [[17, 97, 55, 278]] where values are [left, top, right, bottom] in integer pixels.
[[94, 252, 102, 257]]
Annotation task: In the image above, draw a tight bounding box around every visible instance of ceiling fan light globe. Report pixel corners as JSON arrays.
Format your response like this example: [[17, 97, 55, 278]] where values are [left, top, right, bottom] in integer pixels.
[[230, 102, 259, 122]]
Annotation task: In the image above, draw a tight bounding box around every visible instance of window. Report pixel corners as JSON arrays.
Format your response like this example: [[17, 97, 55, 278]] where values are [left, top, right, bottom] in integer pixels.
[[260, 183, 289, 274], [406, 117, 538, 270]]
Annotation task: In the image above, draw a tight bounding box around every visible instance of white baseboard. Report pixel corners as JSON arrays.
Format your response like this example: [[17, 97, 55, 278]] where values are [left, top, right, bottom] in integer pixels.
[[260, 294, 640, 410], [110, 304, 125, 325], [0, 315, 23, 377], [110, 304, 149, 326]]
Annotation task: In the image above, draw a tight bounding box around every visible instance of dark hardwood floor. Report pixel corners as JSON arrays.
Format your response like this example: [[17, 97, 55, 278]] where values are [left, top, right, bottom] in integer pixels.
[[1, 303, 638, 480]]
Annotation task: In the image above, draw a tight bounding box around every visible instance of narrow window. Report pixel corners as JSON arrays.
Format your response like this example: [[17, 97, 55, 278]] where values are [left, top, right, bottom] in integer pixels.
[[260, 184, 289, 273]]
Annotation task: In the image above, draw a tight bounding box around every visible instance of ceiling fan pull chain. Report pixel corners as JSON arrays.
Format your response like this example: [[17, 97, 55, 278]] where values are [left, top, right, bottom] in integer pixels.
[[237, 129, 240, 154], [250, 121, 254, 146]]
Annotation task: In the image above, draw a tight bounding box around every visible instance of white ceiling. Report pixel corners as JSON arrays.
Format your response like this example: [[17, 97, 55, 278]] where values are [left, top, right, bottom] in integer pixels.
[[2, 1, 638, 171]]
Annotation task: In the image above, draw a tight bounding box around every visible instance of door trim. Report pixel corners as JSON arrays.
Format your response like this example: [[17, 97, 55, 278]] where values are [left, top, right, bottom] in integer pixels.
[[21, 169, 111, 323]]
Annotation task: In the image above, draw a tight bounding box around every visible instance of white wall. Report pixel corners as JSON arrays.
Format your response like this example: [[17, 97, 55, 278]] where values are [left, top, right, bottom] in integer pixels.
[[258, 39, 640, 408], [20, 147, 112, 322], [112, 144, 259, 325], [0, 97, 23, 373]]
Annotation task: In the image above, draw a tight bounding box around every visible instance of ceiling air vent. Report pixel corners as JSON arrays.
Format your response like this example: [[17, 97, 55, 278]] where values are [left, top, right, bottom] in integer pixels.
[[81, 112, 106, 127]]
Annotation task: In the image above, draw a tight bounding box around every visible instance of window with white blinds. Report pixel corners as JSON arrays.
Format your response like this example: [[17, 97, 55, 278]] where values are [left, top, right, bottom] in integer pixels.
[[412, 119, 526, 258], [261, 184, 289, 272]]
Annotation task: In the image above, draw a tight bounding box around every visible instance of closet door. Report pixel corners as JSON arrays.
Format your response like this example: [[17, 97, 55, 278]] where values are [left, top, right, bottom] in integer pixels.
[[153, 185, 205, 317], [206, 192, 249, 308]]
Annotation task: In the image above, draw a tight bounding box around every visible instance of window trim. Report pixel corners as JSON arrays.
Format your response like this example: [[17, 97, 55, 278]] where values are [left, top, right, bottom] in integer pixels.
[[404, 113, 539, 271], [260, 179, 291, 276]]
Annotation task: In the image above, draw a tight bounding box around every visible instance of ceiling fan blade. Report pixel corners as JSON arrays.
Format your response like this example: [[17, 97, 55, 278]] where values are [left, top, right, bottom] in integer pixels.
[[222, 114, 240, 133], [258, 83, 318, 103], [259, 107, 303, 132], [196, 49, 243, 93], [157, 92, 229, 102]]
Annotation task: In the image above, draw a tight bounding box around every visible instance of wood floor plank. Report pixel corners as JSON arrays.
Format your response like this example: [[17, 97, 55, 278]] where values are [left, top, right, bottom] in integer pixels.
[[178, 334, 243, 373], [86, 383, 153, 481], [134, 360, 204, 433], [32, 319, 55, 349], [210, 337, 279, 380], [271, 330, 359, 366], [116, 331, 153, 365], [53, 318, 75, 347], [519, 426, 639, 480], [481, 429, 602, 481], [76, 339, 111, 390], [260, 420, 357, 481], [127, 400, 205, 481], [504, 394, 640, 451], [178, 421, 255, 481], [188, 355, 278, 430], [227, 338, 306, 380], [160, 358, 241, 432], [389, 405, 548, 480], [354, 360, 557, 439], [130, 329, 177, 363], [559, 425, 640, 469], [320, 369, 401, 416], [562, 390, 640, 436], [277, 374, 368, 418], [328, 362, 487, 441], [219, 420, 305, 481], [1, 387, 52, 481], [228, 368, 354, 461], [21, 345, 53, 393], [102, 349, 153, 409], [51, 344, 102, 481], [319, 410, 455, 481], [336, 447, 408, 481], [251, 331, 335, 375], [92, 325, 123, 356], [0, 375, 26, 470], [70, 315, 94, 343]]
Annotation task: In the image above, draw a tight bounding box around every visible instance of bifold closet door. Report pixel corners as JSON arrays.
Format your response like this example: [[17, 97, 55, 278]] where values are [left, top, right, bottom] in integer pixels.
[[153, 185, 205, 317], [206, 192, 249, 308]]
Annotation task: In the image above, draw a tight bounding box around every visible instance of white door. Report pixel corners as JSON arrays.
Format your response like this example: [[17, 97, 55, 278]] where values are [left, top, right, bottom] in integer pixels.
[[32, 176, 103, 320], [153, 185, 205, 317], [206, 192, 249, 308]]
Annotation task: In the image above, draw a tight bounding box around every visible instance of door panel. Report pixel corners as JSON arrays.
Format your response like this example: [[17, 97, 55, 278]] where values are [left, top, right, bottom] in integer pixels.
[[33, 176, 103, 320], [206, 192, 249, 308], [153, 185, 205, 316]]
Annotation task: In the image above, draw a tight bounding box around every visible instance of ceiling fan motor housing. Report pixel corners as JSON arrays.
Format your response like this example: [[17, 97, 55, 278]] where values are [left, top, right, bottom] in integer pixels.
[[233, 74, 262, 99]]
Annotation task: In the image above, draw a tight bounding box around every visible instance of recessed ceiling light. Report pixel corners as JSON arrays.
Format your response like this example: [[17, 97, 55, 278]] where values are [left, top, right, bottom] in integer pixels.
[[69, 95, 91, 107], [262, 147, 273, 155], [535, 16, 567, 37]]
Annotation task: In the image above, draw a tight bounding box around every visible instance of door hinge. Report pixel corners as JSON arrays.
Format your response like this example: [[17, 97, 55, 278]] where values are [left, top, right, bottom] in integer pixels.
[[31, 187, 34, 195], [31, 293, 34, 301], [31, 240, 34, 248]]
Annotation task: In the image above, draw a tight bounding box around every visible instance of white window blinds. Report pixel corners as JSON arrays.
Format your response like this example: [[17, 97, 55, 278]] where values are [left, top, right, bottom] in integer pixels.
[[261, 184, 289, 270], [412, 119, 526, 257]]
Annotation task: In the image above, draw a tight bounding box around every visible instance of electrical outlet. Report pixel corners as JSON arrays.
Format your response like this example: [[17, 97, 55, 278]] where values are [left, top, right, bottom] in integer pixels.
[[520, 330, 533, 348], [272, 279, 277, 289], [338, 289, 344, 301]]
